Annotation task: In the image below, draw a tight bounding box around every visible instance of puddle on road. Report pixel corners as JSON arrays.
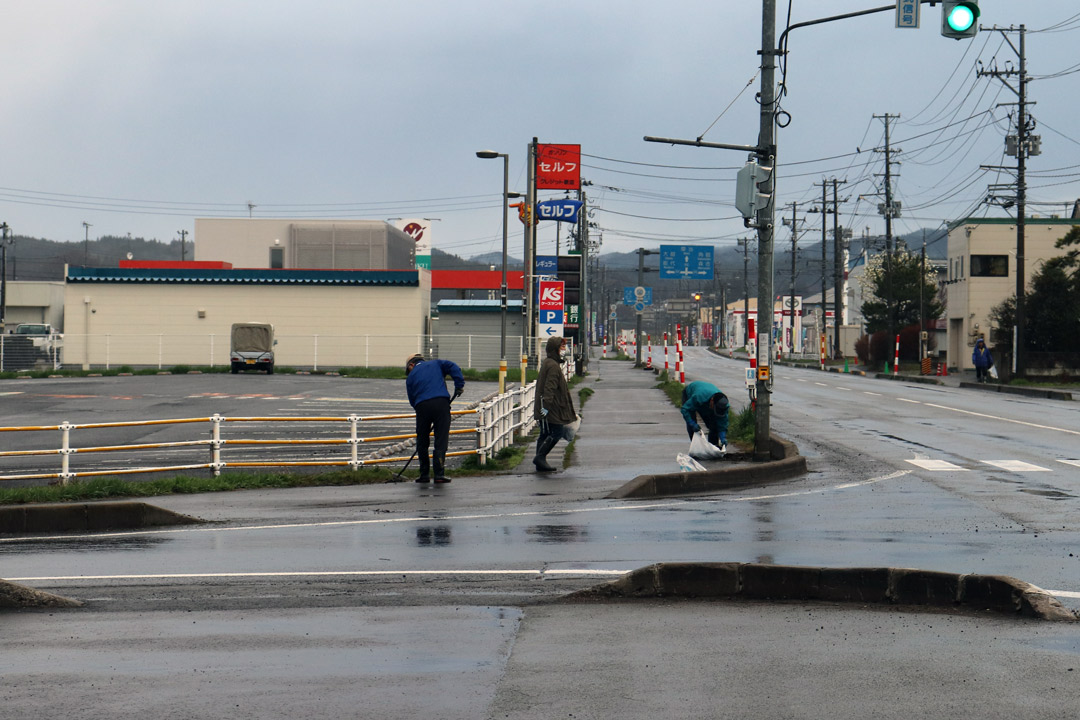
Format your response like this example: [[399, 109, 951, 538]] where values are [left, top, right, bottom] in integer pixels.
[[1019, 488, 1075, 500], [525, 524, 589, 544]]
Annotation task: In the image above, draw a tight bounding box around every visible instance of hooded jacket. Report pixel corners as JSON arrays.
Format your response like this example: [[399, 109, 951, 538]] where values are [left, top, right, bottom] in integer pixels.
[[534, 336, 576, 424], [972, 339, 994, 369]]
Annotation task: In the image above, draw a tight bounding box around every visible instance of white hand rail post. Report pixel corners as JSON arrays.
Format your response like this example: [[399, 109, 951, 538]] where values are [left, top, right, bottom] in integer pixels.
[[210, 414, 223, 477]]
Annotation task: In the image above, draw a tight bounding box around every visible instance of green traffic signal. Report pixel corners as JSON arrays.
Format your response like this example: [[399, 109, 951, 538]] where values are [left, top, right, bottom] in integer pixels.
[[941, 1, 980, 39], [947, 5, 975, 31]]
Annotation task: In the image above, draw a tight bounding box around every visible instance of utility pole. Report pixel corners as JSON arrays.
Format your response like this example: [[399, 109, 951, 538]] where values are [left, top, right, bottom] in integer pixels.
[[578, 189, 589, 373], [919, 233, 927, 361], [82, 221, 93, 265], [753, 0, 778, 461], [832, 178, 847, 359], [0, 222, 11, 335], [873, 113, 900, 343], [178, 229, 189, 262], [781, 202, 802, 355], [979, 25, 1035, 377], [816, 180, 829, 348], [737, 237, 754, 345]]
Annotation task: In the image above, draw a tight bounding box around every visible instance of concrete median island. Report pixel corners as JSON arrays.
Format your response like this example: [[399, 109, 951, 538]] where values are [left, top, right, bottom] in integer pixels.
[[0, 501, 203, 535], [607, 434, 807, 499], [566, 562, 1078, 621]]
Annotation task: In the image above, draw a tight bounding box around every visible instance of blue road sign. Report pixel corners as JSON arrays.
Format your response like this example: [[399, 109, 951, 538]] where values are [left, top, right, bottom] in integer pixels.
[[623, 286, 653, 305], [659, 245, 714, 280], [540, 309, 564, 324]]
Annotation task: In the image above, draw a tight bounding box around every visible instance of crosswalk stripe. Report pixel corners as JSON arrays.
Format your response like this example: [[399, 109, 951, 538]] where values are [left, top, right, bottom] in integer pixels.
[[906, 459, 968, 471], [1057, 459, 1080, 468], [983, 460, 1051, 472]]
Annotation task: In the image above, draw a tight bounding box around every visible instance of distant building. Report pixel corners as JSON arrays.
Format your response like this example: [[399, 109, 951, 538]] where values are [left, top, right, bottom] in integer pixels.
[[945, 217, 1077, 370], [193, 219, 416, 270]]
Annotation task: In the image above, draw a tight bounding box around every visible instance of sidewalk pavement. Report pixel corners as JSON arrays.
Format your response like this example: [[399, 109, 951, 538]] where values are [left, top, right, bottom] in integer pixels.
[[513, 357, 805, 498]]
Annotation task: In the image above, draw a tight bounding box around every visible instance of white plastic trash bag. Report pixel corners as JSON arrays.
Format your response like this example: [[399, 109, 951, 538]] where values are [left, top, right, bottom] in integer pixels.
[[689, 431, 726, 460], [677, 453, 707, 473], [562, 415, 582, 442], [988, 365, 998, 380]]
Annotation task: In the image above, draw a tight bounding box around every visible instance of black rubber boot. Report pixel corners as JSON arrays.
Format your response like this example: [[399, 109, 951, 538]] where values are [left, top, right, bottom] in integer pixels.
[[532, 436, 559, 473]]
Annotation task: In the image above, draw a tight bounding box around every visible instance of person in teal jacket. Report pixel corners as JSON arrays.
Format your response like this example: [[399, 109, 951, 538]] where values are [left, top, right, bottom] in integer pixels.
[[680, 380, 729, 449]]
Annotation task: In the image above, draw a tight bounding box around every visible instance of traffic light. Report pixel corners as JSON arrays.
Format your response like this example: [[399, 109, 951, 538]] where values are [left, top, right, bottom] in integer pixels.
[[941, 1, 979, 40], [693, 293, 702, 302]]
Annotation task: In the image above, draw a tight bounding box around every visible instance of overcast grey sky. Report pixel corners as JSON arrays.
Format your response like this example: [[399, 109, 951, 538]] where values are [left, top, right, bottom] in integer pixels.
[[3, 1, 1079, 261]]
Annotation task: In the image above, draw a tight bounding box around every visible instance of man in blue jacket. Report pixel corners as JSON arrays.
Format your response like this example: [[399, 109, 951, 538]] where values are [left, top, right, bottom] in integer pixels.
[[680, 380, 729, 450], [405, 353, 465, 483], [972, 337, 994, 383]]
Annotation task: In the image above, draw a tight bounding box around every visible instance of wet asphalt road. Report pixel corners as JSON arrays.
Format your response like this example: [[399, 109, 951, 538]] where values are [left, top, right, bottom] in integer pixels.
[[2, 353, 1080, 718]]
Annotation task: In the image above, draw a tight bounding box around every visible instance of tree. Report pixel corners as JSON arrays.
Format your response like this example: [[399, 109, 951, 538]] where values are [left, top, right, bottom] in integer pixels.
[[860, 249, 944, 335], [989, 226, 1080, 354]]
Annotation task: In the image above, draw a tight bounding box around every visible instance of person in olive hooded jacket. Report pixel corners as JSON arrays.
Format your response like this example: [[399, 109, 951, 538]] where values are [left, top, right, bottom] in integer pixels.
[[532, 336, 577, 472]]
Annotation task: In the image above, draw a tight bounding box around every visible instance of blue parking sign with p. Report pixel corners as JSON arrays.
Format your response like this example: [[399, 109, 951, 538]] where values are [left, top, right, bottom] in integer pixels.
[[540, 309, 564, 324]]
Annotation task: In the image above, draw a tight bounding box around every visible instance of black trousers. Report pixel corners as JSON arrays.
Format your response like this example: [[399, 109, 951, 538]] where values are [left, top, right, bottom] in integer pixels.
[[415, 397, 451, 477]]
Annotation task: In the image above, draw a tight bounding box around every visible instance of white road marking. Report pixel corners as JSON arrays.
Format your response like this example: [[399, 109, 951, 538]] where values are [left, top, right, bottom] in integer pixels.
[[0, 470, 912, 544], [923, 402, 1080, 437], [906, 459, 968, 471], [1058, 459, 1080, 468], [1052, 590, 1080, 599], [814, 382, 828, 387], [983, 460, 1052, 472], [863, 392, 882, 396], [898, 398, 922, 404], [8, 568, 631, 583]]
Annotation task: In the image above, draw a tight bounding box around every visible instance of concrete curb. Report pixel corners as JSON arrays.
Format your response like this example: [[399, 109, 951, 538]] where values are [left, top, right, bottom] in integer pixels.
[[0, 501, 203, 535], [606, 433, 807, 500], [0, 579, 83, 609], [565, 562, 1078, 622], [957, 381, 1074, 401], [873, 372, 943, 386]]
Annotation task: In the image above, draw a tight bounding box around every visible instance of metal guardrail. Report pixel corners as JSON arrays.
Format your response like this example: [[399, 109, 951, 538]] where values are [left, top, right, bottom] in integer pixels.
[[0, 382, 538, 484]]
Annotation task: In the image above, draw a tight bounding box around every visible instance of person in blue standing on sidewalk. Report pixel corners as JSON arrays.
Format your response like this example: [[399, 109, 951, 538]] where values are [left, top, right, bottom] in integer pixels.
[[405, 353, 464, 484], [680, 380, 730, 451], [972, 337, 994, 383]]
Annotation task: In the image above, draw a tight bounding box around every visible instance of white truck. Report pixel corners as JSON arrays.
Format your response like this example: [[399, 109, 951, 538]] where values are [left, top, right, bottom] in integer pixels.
[[230, 322, 276, 374]]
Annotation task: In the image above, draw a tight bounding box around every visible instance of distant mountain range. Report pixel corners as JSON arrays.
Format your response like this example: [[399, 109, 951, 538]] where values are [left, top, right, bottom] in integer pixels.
[[4, 228, 947, 298]]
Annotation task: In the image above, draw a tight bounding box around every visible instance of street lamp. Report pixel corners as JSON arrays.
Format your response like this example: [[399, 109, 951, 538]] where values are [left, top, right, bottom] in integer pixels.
[[476, 150, 510, 393], [0, 223, 11, 335]]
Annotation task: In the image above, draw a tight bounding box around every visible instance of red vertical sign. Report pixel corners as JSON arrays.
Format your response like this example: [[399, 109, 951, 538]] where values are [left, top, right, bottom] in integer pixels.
[[536, 144, 581, 190]]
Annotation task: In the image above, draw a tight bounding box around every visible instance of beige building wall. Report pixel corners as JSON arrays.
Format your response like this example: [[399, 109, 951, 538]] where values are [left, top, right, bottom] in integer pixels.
[[62, 273, 431, 369], [947, 218, 1077, 370], [193, 218, 414, 270], [3, 281, 66, 329]]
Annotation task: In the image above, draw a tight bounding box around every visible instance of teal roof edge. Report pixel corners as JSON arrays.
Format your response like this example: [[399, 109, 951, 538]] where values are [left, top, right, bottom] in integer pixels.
[[66, 267, 420, 286]]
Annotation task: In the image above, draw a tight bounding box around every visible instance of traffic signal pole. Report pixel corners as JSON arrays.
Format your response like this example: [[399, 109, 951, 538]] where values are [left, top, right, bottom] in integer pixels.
[[644, 0, 970, 461]]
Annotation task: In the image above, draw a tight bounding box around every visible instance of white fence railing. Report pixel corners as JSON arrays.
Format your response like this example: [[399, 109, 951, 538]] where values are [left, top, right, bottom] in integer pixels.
[[0, 383, 538, 484], [5, 333, 574, 373]]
